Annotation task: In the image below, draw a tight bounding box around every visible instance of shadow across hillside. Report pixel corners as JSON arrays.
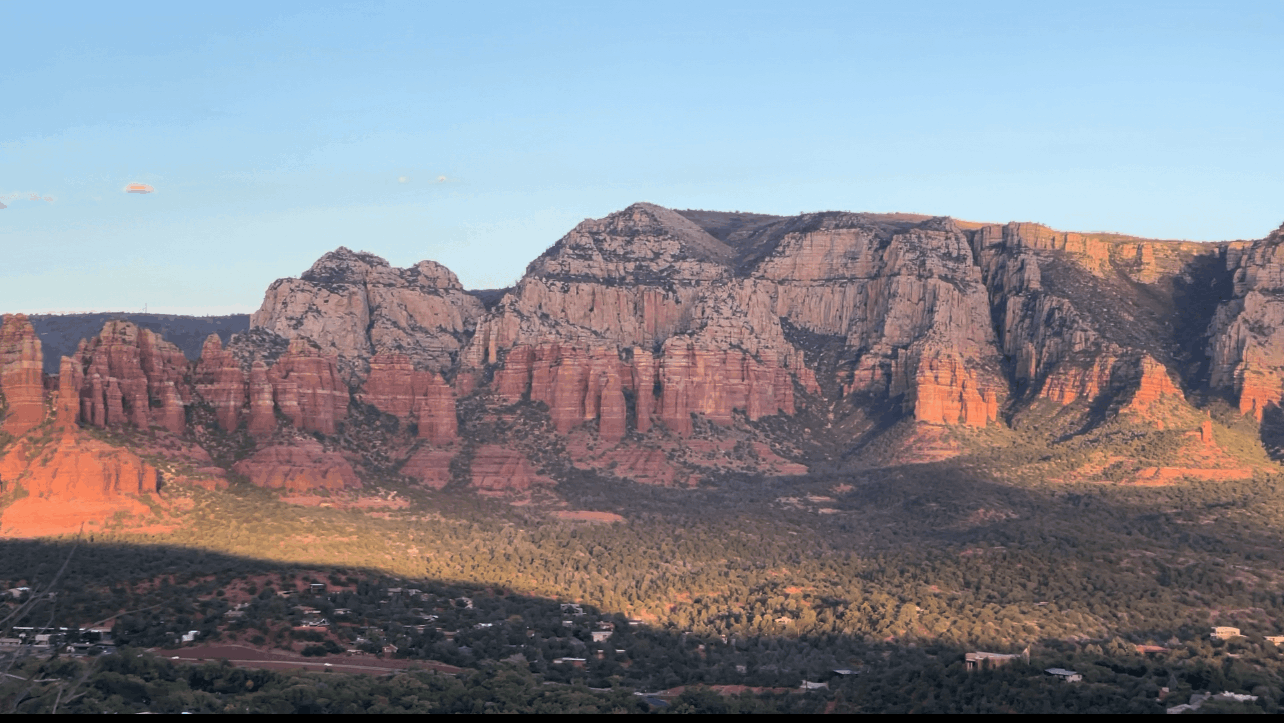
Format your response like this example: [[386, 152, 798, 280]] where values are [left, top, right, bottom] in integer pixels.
[[2, 527, 1282, 714]]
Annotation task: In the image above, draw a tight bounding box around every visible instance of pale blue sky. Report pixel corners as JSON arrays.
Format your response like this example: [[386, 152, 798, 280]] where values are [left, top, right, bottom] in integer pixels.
[[2, 1, 1281, 314]]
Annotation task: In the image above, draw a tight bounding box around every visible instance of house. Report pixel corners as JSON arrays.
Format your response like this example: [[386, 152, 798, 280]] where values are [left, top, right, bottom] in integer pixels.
[[964, 652, 1020, 671], [1045, 668, 1082, 683], [1265, 635, 1284, 645], [775, 616, 793, 626], [626, 618, 644, 627], [553, 657, 587, 668], [382, 644, 399, 656], [591, 630, 613, 643], [310, 583, 326, 594], [562, 620, 575, 628], [474, 622, 494, 629], [0, 638, 22, 649], [595, 621, 615, 631], [831, 668, 859, 677], [1168, 691, 1258, 714], [800, 680, 829, 690], [180, 631, 199, 643], [1210, 626, 1242, 640], [560, 603, 584, 615]]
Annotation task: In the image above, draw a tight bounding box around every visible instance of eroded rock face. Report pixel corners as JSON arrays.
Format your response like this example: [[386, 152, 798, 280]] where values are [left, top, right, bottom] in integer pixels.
[[357, 352, 457, 443], [194, 334, 246, 432], [401, 447, 454, 489], [1208, 224, 1284, 419], [0, 314, 46, 437], [251, 249, 484, 379], [459, 204, 819, 447], [231, 438, 360, 492], [70, 321, 190, 435], [268, 340, 349, 435], [0, 433, 158, 499], [469, 445, 552, 494]]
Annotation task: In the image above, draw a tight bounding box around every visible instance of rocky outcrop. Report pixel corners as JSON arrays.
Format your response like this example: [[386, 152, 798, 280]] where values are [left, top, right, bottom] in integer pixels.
[[231, 438, 360, 492], [1208, 224, 1284, 419], [194, 334, 246, 432], [0, 433, 158, 499], [401, 447, 455, 489], [357, 352, 457, 443], [250, 249, 484, 379], [0, 314, 46, 437], [268, 340, 348, 435], [68, 321, 190, 434], [192, 335, 349, 437], [1122, 355, 1185, 412], [469, 445, 552, 494]]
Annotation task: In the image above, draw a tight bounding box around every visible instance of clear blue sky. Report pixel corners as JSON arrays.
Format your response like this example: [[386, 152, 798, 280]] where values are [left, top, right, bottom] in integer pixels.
[[2, 1, 1281, 314]]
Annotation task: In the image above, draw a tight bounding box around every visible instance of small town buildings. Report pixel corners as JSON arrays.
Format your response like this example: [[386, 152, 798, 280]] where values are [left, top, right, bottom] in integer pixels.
[[1045, 668, 1082, 683], [309, 583, 326, 594], [0, 638, 21, 649], [180, 631, 199, 643], [1168, 691, 1259, 714], [800, 680, 829, 690], [965, 652, 1020, 671], [591, 630, 613, 643], [1265, 635, 1284, 645], [553, 657, 587, 668], [1210, 626, 1242, 640]]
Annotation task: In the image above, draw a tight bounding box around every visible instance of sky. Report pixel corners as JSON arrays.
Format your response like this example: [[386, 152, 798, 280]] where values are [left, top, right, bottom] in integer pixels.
[[2, 1, 1281, 315]]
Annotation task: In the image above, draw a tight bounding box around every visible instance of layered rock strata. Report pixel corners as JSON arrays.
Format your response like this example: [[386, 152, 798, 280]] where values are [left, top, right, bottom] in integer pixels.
[[71, 321, 190, 434], [356, 353, 457, 443], [0, 314, 46, 437], [231, 438, 360, 492], [1208, 224, 1284, 419], [192, 335, 349, 436], [250, 249, 484, 378]]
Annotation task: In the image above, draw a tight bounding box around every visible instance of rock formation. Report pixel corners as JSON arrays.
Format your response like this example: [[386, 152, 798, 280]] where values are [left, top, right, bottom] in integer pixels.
[[357, 352, 457, 443], [231, 438, 360, 492], [0, 432, 160, 536], [1208, 224, 1284, 419], [469, 446, 552, 494], [0, 314, 46, 437], [194, 334, 246, 432], [250, 248, 485, 379], [65, 320, 191, 435]]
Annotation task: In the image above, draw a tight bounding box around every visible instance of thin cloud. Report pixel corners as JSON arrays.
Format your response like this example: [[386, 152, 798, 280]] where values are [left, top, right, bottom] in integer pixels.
[[0, 192, 54, 204], [398, 176, 409, 183], [125, 183, 155, 194]]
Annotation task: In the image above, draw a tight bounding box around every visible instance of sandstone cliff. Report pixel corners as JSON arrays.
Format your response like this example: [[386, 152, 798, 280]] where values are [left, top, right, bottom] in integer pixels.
[[1208, 224, 1284, 419], [0, 314, 46, 437], [71, 320, 190, 434]]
